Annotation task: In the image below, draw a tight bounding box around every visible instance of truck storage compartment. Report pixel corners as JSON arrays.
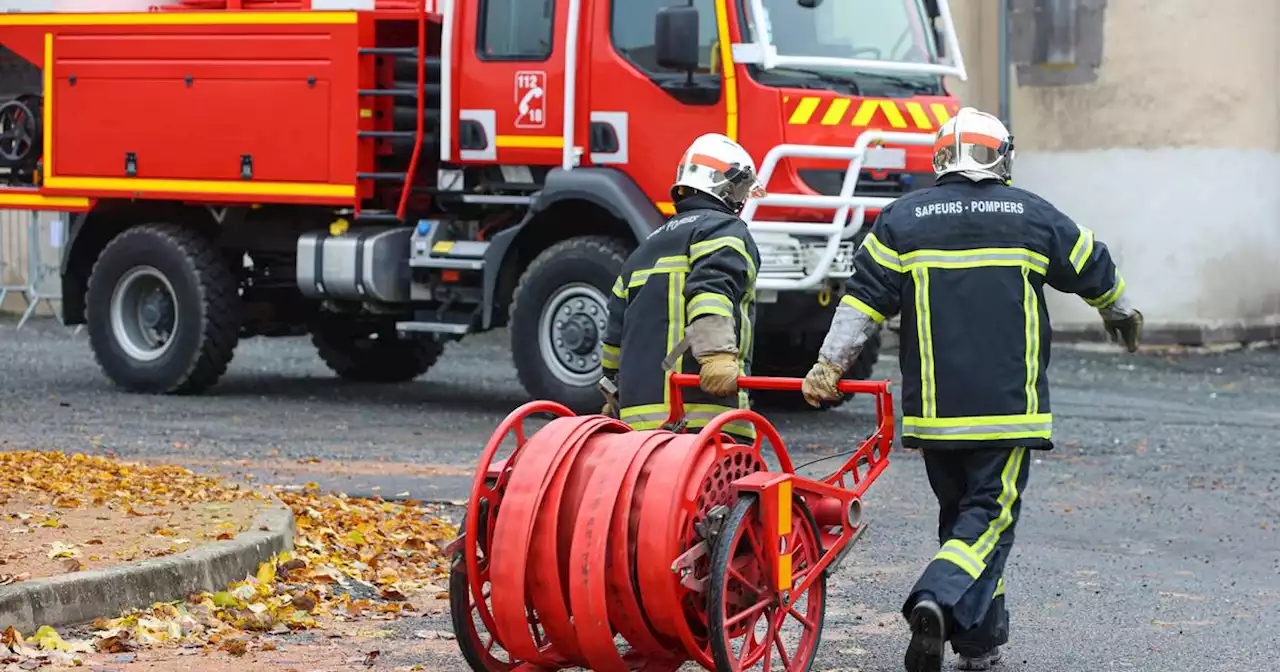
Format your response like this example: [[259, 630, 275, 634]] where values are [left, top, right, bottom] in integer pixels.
[[297, 228, 412, 303], [46, 29, 354, 184]]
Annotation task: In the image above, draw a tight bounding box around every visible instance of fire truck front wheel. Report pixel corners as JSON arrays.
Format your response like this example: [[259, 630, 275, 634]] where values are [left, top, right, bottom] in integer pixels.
[[509, 236, 629, 413], [85, 223, 242, 395]]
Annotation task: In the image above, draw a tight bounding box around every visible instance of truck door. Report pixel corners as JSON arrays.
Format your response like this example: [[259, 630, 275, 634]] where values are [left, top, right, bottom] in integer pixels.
[[452, 0, 567, 167], [589, 0, 732, 213]]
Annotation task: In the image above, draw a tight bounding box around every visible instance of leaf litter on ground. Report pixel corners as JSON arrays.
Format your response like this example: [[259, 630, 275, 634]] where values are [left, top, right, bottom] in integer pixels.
[[1, 454, 459, 669]]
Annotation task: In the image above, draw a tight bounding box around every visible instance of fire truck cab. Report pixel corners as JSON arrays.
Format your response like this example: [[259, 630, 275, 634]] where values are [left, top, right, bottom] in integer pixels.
[[0, 0, 965, 412]]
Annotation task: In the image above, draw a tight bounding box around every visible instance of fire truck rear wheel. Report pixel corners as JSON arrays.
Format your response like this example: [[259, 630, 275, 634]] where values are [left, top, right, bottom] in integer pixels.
[[310, 323, 445, 383], [85, 223, 242, 395], [509, 236, 629, 413]]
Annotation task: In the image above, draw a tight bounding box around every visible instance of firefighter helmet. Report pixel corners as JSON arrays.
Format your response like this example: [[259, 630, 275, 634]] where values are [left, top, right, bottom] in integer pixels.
[[670, 133, 767, 213], [932, 107, 1014, 183]]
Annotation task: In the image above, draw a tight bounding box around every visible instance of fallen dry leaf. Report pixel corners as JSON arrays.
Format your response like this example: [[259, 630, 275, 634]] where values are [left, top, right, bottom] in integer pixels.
[[219, 638, 248, 656]]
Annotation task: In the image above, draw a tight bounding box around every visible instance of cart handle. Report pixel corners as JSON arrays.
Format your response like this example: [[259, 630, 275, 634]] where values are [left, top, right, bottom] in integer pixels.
[[665, 373, 895, 489], [667, 373, 889, 400]]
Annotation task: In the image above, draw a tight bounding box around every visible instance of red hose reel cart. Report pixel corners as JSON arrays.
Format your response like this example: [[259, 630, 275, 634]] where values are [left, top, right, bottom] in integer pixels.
[[445, 373, 896, 672]]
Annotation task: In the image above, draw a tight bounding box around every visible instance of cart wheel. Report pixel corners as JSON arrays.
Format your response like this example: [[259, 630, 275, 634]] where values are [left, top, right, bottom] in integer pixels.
[[449, 548, 517, 671], [707, 496, 826, 672]]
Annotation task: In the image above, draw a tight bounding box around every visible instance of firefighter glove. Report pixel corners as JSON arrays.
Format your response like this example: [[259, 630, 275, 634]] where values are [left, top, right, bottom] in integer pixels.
[[802, 359, 844, 408], [1102, 309, 1143, 353], [696, 352, 740, 397], [598, 374, 620, 418]]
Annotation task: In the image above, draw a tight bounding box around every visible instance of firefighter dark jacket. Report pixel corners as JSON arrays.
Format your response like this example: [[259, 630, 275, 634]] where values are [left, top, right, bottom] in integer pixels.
[[602, 193, 761, 440], [841, 174, 1128, 451]]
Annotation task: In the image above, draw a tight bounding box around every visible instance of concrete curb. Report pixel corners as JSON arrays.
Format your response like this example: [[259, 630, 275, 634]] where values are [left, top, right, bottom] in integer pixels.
[[0, 500, 294, 634]]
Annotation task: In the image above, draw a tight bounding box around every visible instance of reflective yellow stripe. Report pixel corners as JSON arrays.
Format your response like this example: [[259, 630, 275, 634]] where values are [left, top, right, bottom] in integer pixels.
[[904, 101, 933, 130], [840, 294, 885, 324], [994, 577, 1006, 598], [932, 449, 1026, 580], [934, 539, 984, 580], [712, 0, 738, 139], [931, 103, 953, 125], [820, 98, 851, 125], [663, 271, 687, 406], [861, 233, 904, 272], [903, 414, 1052, 441], [970, 448, 1028, 559], [913, 268, 936, 418], [687, 292, 734, 322], [612, 276, 625, 299], [1085, 274, 1126, 309], [788, 97, 821, 124], [602, 343, 621, 370], [850, 99, 908, 129], [1022, 268, 1041, 414], [1069, 225, 1095, 274], [901, 247, 1048, 275], [690, 236, 757, 280]]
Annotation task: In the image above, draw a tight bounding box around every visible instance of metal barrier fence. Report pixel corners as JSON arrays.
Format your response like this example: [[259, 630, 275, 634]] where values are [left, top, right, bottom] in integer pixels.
[[0, 209, 69, 329]]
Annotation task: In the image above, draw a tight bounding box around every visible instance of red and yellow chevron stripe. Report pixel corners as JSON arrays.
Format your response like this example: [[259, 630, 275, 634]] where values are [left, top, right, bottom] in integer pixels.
[[786, 96, 959, 131]]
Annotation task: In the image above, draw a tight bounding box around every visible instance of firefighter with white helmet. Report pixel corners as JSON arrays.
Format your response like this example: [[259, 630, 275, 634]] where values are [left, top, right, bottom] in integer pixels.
[[598, 133, 765, 441], [801, 107, 1143, 672]]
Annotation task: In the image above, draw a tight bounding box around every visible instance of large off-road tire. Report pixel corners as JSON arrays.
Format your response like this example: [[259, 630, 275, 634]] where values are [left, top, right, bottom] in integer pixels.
[[509, 236, 629, 413], [311, 323, 444, 383], [85, 223, 242, 395], [750, 326, 883, 412]]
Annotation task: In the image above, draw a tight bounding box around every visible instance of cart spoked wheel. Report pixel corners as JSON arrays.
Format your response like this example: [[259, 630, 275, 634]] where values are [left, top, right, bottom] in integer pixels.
[[452, 402, 571, 671], [707, 496, 827, 672], [449, 543, 519, 672]]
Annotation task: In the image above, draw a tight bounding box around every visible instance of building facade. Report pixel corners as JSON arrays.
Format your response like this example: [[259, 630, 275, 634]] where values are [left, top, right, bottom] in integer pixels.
[[951, 0, 1280, 344]]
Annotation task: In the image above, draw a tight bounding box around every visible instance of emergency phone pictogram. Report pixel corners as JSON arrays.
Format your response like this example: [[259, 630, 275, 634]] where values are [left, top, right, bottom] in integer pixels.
[[514, 71, 546, 129]]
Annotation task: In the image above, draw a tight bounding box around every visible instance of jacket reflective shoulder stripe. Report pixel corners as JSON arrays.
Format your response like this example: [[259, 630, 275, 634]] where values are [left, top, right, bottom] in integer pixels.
[[690, 236, 758, 280], [901, 247, 1048, 274], [861, 233, 904, 272]]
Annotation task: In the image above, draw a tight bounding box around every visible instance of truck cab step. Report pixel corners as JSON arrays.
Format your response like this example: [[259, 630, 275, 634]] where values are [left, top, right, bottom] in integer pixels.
[[397, 320, 471, 335], [360, 47, 419, 56], [354, 210, 402, 222]]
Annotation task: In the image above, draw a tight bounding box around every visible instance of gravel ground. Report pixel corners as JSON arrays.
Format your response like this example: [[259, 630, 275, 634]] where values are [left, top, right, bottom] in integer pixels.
[[1, 316, 1278, 671]]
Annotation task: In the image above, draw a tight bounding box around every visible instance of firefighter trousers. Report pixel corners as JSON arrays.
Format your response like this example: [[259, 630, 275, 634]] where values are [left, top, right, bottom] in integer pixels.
[[903, 446, 1031, 656]]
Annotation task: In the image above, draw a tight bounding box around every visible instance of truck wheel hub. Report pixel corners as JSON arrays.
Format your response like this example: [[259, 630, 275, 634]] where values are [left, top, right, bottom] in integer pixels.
[[560, 314, 598, 354], [540, 284, 608, 384], [110, 266, 179, 363]]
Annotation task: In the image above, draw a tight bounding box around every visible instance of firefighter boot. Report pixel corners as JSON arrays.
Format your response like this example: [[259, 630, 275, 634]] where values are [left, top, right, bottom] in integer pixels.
[[955, 647, 1003, 670], [905, 596, 947, 672]]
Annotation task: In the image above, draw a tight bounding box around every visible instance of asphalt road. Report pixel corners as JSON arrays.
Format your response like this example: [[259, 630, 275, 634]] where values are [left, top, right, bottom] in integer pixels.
[[1, 316, 1278, 671]]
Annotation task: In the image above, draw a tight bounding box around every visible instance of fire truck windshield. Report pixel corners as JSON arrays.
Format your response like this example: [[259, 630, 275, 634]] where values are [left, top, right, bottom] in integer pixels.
[[738, 0, 949, 95]]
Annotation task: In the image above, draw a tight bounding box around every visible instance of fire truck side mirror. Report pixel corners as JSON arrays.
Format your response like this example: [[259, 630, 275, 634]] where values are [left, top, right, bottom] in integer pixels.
[[655, 5, 701, 73]]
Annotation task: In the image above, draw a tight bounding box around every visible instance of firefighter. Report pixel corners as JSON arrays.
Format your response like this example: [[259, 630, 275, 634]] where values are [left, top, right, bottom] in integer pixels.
[[800, 108, 1143, 672], [598, 133, 765, 442]]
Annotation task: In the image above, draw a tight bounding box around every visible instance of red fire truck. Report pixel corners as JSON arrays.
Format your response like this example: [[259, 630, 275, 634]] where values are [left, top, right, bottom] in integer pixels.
[[0, 0, 966, 412]]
